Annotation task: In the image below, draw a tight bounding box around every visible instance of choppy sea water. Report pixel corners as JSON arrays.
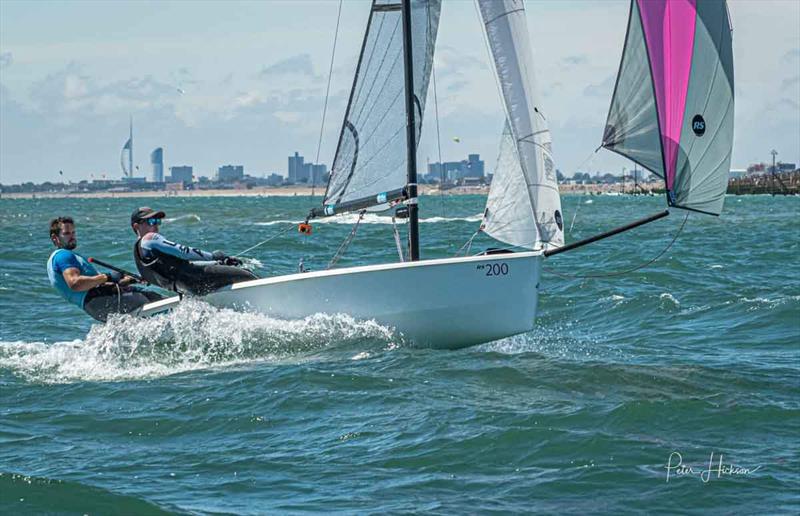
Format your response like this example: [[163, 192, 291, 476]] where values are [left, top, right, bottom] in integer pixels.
[[0, 194, 798, 513]]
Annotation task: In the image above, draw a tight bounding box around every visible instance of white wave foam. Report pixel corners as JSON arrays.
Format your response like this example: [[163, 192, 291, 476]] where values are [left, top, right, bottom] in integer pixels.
[[740, 295, 799, 310], [163, 214, 202, 224], [254, 213, 481, 226], [599, 294, 627, 306], [0, 299, 397, 384], [659, 292, 680, 309]]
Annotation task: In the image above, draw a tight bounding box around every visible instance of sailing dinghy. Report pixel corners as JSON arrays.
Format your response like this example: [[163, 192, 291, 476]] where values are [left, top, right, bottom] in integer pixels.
[[139, 0, 734, 350]]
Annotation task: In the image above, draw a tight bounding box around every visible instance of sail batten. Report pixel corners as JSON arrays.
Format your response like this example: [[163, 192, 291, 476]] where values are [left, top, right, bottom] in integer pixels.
[[603, 0, 734, 216], [479, 0, 564, 250]]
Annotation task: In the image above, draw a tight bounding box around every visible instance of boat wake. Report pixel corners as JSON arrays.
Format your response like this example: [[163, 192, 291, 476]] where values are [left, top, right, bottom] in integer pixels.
[[0, 299, 399, 384], [254, 213, 482, 226]]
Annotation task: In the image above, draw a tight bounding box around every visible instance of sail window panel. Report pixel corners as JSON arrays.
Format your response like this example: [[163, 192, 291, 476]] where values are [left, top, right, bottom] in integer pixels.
[[602, 0, 665, 179], [324, 0, 441, 212], [673, 0, 734, 215]]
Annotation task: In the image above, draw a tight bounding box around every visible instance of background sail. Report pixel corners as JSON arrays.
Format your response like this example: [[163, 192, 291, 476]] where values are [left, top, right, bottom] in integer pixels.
[[478, 0, 564, 250], [323, 0, 441, 214], [603, 0, 734, 215], [120, 137, 132, 178]]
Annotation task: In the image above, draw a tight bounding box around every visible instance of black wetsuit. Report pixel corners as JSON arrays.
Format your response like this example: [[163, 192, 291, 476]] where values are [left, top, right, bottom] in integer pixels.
[[133, 234, 256, 296], [83, 285, 165, 322]]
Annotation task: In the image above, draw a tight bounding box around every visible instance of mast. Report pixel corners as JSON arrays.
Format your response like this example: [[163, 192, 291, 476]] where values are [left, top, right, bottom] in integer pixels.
[[402, 0, 420, 261]]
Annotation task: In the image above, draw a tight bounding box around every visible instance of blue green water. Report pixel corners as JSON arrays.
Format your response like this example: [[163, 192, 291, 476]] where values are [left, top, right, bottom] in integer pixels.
[[1, 194, 798, 513]]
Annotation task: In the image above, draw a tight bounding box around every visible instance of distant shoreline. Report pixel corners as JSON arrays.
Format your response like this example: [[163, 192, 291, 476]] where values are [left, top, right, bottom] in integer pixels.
[[0, 183, 666, 200]]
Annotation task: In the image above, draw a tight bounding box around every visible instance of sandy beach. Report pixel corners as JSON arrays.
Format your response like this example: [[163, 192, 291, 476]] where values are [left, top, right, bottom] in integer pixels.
[[1, 182, 664, 200]]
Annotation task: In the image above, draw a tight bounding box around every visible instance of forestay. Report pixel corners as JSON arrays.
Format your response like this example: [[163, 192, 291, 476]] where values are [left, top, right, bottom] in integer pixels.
[[319, 0, 441, 217], [478, 0, 564, 250], [602, 0, 734, 216]]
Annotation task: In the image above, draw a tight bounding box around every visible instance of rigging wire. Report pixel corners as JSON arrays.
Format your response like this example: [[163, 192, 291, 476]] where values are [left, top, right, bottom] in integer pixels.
[[328, 210, 366, 269], [543, 212, 689, 279], [428, 3, 447, 225], [312, 0, 344, 198]]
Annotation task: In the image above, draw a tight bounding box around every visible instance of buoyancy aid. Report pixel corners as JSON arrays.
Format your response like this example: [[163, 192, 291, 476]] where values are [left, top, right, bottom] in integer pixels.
[[133, 237, 204, 293], [134, 237, 257, 295]]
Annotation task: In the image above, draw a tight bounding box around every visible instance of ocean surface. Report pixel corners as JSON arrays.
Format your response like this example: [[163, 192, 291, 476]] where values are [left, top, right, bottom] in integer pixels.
[[0, 193, 798, 514]]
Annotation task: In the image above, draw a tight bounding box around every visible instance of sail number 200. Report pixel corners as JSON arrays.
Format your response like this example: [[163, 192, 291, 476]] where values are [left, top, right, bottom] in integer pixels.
[[478, 262, 509, 276]]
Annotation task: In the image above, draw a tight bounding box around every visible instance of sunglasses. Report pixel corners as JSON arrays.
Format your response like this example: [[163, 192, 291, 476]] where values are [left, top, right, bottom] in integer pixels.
[[142, 217, 161, 225]]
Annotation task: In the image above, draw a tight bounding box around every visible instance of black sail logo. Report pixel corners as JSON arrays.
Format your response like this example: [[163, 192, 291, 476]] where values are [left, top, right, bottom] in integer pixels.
[[692, 115, 706, 136]]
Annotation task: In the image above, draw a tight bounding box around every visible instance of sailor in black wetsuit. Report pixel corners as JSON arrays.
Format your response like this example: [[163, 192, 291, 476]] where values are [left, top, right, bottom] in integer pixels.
[[130, 207, 257, 296]]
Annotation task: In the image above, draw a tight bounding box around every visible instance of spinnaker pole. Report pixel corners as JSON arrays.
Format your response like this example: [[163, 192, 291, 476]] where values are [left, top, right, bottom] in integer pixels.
[[543, 210, 670, 257], [401, 0, 420, 261]]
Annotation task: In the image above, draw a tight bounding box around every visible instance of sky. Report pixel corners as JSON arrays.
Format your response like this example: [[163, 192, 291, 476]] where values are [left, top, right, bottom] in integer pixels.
[[0, 0, 798, 184]]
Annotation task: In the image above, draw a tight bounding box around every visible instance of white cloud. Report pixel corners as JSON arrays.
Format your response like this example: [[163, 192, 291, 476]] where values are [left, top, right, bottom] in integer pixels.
[[259, 54, 317, 78]]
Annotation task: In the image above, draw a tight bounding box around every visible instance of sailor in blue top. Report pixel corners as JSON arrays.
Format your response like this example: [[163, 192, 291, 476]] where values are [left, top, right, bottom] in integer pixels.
[[47, 216, 164, 322]]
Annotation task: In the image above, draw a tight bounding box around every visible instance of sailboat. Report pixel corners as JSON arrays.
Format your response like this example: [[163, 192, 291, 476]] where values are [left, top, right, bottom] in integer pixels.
[[139, 0, 734, 350]]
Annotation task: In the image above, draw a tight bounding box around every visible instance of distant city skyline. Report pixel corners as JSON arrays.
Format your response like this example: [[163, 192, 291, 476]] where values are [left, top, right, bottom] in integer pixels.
[[1, 0, 798, 184]]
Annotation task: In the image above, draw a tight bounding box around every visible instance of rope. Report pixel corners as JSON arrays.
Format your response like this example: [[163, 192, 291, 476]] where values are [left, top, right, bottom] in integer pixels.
[[391, 215, 405, 262], [569, 200, 580, 234], [544, 212, 689, 279], [312, 0, 344, 198], [573, 146, 601, 176], [328, 211, 365, 269], [236, 224, 295, 256], [455, 229, 482, 257]]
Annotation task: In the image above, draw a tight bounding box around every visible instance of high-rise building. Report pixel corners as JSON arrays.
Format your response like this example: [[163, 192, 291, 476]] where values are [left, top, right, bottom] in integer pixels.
[[266, 173, 284, 186], [288, 152, 307, 183], [465, 154, 485, 178], [218, 164, 244, 182], [311, 164, 328, 185], [169, 166, 193, 184], [150, 147, 164, 182], [426, 154, 484, 183]]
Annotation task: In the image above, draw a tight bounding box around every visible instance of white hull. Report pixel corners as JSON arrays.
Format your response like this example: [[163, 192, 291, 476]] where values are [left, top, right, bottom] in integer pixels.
[[139, 251, 543, 349]]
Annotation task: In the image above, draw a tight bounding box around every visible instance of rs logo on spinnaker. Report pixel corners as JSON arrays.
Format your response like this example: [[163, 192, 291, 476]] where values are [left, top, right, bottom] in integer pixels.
[[692, 114, 706, 136]]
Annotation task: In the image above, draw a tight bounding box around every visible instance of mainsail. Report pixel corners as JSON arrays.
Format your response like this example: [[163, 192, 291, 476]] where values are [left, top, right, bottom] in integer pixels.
[[478, 0, 564, 250], [602, 0, 734, 215], [318, 0, 441, 217]]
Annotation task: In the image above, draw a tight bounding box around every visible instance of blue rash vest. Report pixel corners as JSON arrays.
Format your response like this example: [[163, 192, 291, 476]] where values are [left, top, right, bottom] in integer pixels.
[[47, 248, 99, 308]]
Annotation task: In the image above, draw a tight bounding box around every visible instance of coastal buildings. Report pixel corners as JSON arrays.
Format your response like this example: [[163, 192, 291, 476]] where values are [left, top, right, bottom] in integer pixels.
[[218, 165, 244, 182], [169, 166, 193, 185], [287, 152, 328, 185], [426, 154, 485, 183]]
